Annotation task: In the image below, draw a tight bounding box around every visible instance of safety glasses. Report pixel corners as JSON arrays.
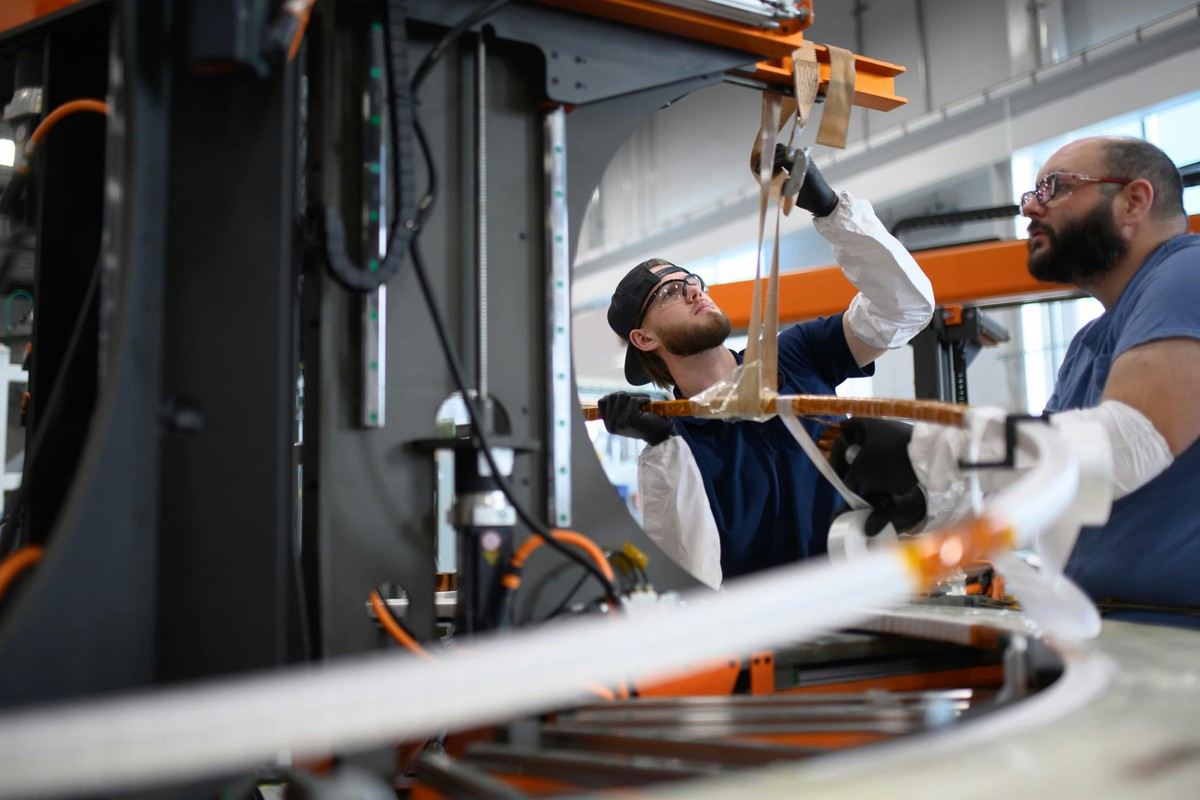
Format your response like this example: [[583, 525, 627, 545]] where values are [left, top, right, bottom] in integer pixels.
[[1020, 171, 1131, 207], [635, 273, 707, 328]]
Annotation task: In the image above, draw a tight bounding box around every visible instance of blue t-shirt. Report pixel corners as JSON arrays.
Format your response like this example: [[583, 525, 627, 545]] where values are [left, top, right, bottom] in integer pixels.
[[672, 313, 872, 579], [1045, 234, 1200, 616]]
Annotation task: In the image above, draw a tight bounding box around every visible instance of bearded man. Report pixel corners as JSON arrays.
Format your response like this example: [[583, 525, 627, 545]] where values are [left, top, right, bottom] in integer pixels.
[[598, 161, 934, 589], [833, 136, 1200, 625]]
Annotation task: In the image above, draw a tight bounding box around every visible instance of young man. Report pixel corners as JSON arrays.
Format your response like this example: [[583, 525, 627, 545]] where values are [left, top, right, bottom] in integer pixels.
[[838, 136, 1200, 619], [599, 161, 934, 588]]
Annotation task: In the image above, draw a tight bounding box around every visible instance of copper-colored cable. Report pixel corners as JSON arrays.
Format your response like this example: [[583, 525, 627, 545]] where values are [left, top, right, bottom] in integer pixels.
[[582, 394, 967, 427], [0, 545, 44, 602], [369, 591, 433, 660]]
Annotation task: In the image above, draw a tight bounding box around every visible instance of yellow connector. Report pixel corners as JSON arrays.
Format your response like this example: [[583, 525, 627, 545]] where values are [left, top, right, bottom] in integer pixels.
[[622, 542, 650, 571]]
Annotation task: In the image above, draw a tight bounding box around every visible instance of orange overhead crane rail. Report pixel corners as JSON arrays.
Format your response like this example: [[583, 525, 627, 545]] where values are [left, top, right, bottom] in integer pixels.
[[0, 0, 82, 32], [532, 0, 907, 112], [710, 213, 1200, 328], [4, 2, 906, 112]]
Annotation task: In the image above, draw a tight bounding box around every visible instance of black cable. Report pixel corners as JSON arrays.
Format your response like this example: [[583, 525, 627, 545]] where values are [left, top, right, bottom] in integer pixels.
[[889, 204, 1021, 241], [0, 256, 101, 558], [605, 551, 637, 592], [543, 570, 592, 620], [407, 241, 620, 608], [410, 110, 437, 230], [410, 0, 514, 92], [0, 229, 31, 296], [393, 0, 618, 609], [322, 0, 418, 291]]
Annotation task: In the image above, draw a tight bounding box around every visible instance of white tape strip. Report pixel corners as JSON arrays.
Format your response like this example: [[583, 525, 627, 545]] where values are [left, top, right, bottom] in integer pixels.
[[776, 398, 868, 510]]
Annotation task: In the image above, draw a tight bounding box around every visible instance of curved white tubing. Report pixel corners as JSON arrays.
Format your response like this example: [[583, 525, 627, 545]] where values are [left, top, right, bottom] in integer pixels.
[[0, 410, 1098, 798], [0, 553, 912, 799]]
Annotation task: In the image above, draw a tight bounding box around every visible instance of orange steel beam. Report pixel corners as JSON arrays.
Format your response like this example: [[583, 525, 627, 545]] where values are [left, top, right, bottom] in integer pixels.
[[535, 0, 814, 57], [710, 213, 1200, 328], [533, 0, 906, 111], [746, 49, 907, 112], [0, 0, 83, 33]]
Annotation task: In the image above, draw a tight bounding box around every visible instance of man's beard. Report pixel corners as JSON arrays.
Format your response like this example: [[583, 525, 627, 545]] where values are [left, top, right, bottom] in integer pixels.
[[656, 310, 733, 357], [1028, 199, 1129, 285]]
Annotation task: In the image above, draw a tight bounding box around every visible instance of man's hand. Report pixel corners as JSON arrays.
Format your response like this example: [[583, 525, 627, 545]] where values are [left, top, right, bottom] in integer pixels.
[[830, 417, 927, 536], [753, 144, 839, 217], [598, 393, 674, 445], [792, 158, 839, 217]]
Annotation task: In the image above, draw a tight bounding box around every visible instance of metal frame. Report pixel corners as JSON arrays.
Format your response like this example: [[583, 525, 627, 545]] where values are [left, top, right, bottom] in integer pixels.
[[0, 0, 917, 710]]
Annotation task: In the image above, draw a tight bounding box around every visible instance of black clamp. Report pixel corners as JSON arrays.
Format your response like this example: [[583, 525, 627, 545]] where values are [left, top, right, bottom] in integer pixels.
[[957, 413, 1049, 471]]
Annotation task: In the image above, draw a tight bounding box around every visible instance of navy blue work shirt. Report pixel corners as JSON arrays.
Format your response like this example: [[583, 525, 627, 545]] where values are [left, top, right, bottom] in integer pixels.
[[672, 313, 873, 580]]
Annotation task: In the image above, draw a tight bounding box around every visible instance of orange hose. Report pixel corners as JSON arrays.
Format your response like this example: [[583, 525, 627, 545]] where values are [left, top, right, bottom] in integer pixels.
[[284, 0, 317, 62], [899, 516, 1016, 591], [369, 591, 433, 660], [510, 529, 615, 583], [26, 99, 109, 153], [583, 683, 616, 701], [0, 545, 44, 602]]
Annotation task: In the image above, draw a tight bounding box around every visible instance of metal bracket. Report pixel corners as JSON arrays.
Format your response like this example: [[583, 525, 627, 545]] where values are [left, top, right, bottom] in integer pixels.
[[957, 413, 1049, 471]]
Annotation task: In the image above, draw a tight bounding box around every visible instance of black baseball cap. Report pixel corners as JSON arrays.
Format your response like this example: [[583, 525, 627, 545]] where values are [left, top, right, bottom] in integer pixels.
[[606, 258, 688, 385]]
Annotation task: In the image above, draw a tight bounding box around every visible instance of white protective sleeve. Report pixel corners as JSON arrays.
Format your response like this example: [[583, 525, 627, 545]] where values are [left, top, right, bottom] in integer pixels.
[[813, 191, 935, 350], [908, 400, 1174, 531], [637, 436, 723, 590]]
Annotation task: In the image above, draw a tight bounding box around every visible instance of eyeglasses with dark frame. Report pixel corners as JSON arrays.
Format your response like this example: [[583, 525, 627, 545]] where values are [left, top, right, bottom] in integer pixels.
[[635, 273, 708, 328], [1020, 171, 1131, 208]]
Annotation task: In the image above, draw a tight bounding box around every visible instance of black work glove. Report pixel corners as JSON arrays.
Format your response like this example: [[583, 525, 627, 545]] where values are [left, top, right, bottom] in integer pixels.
[[792, 157, 839, 217], [598, 392, 674, 446], [829, 417, 927, 536], [754, 144, 840, 217]]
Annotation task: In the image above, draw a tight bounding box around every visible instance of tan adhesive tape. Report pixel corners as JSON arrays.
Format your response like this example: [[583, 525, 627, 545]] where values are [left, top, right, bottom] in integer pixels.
[[816, 44, 856, 149]]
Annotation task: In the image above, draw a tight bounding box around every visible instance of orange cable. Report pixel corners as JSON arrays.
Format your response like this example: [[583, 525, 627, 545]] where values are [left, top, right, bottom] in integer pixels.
[[583, 683, 616, 701], [284, 0, 318, 62], [0, 545, 44, 602], [510, 529, 615, 582], [370, 591, 434, 660], [26, 99, 109, 155]]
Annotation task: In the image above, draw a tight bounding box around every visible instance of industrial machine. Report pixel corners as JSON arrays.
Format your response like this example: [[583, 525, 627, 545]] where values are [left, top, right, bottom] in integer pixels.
[[0, 2, 1197, 799]]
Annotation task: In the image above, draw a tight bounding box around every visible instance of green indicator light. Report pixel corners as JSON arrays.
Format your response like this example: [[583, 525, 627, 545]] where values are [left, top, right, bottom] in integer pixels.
[[558, 466, 568, 474], [369, 211, 379, 222], [368, 259, 380, 272], [369, 361, 377, 371], [559, 513, 569, 523], [370, 68, 382, 79], [555, 280, 564, 288], [371, 115, 381, 126], [371, 23, 382, 31], [368, 163, 380, 175], [370, 310, 378, 320], [554, 189, 563, 197], [556, 373, 565, 380], [553, 145, 563, 153], [556, 326, 565, 334], [558, 419, 566, 427], [369, 411, 378, 422]]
